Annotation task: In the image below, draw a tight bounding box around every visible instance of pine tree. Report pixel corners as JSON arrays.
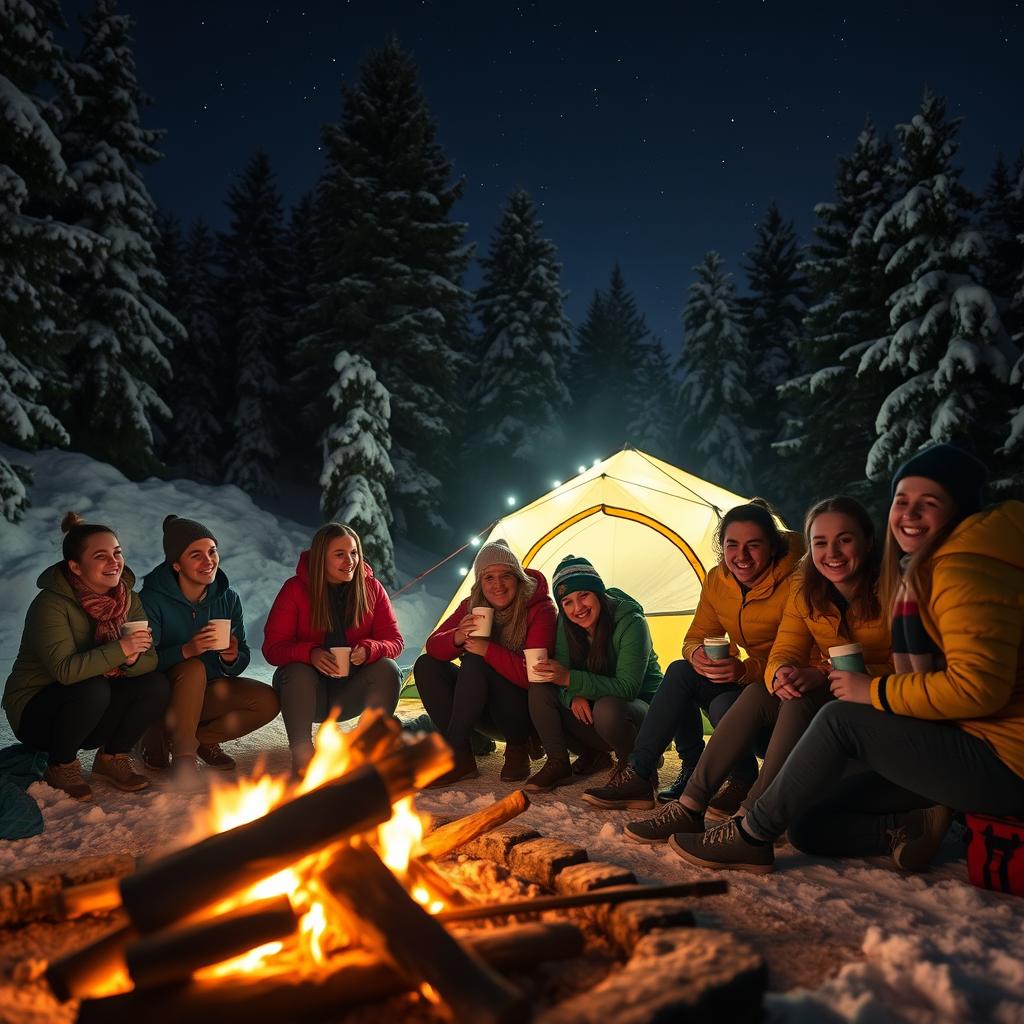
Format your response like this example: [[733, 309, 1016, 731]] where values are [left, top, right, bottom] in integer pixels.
[[0, 0, 93, 519], [164, 220, 223, 480], [676, 252, 756, 493], [300, 38, 470, 537], [572, 266, 650, 456], [219, 151, 287, 495], [777, 121, 897, 511], [864, 91, 1017, 485], [471, 188, 571, 479], [320, 352, 395, 585], [997, 160, 1024, 485], [57, 0, 182, 477], [741, 202, 811, 489], [626, 337, 676, 460]]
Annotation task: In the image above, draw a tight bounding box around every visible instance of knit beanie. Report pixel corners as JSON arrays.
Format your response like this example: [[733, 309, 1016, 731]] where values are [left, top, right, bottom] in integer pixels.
[[552, 555, 605, 601], [163, 514, 218, 565], [891, 443, 988, 518], [473, 538, 529, 585]]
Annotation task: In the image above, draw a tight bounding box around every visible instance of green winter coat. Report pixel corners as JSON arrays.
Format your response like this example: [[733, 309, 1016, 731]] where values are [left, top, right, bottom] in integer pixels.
[[553, 588, 662, 706], [2, 564, 158, 734]]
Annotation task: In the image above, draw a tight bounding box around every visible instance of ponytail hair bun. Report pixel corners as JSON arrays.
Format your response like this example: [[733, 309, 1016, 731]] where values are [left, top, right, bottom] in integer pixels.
[[61, 512, 117, 563], [61, 511, 85, 533]]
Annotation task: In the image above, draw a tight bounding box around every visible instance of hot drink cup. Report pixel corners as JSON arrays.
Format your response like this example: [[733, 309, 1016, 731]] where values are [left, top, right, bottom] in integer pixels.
[[471, 606, 494, 637], [704, 636, 730, 660], [330, 646, 352, 678], [120, 620, 149, 637], [828, 643, 866, 673], [209, 618, 232, 651], [525, 648, 548, 682]]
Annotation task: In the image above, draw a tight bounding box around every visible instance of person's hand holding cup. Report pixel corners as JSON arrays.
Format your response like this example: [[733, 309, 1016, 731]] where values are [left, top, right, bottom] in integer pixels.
[[119, 620, 151, 662]]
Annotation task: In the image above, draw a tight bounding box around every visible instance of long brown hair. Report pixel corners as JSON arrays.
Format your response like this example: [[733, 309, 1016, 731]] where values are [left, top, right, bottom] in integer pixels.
[[800, 496, 881, 623], [878, 482, 968, 615], [308, 524, 370, 633], [562, 591, 617, 675]]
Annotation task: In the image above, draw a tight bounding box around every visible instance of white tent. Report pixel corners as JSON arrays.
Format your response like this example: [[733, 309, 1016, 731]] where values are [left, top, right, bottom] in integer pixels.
[[418, 447, 754, 674]]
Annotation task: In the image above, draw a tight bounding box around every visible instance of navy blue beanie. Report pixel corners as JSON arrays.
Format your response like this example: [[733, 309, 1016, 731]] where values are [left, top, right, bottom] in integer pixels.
[[890, 444, 988, 517]]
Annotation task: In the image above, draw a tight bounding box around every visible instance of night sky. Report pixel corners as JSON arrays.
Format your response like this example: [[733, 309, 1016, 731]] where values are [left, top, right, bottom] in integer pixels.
[[63, 0, 1023, 349]]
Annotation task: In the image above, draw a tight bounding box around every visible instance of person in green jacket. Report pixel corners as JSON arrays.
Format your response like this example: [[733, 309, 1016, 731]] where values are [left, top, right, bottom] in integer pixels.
[[525, 555, 662, 792], [139, 515, 279, 788], [1, 513, 169, 801]]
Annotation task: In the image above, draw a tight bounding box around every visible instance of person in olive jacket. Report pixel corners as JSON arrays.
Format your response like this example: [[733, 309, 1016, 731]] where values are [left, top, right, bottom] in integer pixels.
[[139, 515, 279, 786], [526, 555, 662, 792], [671, 444, 1024, 875], [2, 513, 168, 801]]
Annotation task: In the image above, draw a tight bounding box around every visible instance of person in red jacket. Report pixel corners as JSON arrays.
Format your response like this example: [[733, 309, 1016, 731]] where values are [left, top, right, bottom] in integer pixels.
[[416, 539, 556, 786], [263, 523, 404, 775]]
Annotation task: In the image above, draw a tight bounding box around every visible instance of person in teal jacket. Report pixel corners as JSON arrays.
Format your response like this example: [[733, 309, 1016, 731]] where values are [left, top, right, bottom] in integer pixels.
[[139, 515, 278, 786], [526, 555, 661, 792]]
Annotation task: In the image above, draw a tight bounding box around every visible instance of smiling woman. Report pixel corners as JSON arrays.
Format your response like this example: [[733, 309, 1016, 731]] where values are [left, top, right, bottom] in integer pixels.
[[1, 512, 169, 801]]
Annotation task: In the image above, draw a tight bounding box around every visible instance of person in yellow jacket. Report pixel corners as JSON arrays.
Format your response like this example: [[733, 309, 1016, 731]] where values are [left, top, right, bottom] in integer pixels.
[[581, 498, 802, 811], [624, 495, 892, 843], [670, 444, 1024, 874]]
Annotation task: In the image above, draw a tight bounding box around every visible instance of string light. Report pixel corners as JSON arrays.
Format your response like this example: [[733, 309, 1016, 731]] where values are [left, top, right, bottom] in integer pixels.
[[551, 479, 562, 487], [591, 458, 600, 467], [469, 537, 480, 547], [506, 496, 516, 507], [458, 567, 468, 577], [577, 465, 586, 474]]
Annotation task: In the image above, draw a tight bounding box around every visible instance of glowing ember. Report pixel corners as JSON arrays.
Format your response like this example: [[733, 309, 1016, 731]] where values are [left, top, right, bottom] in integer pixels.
[[195, 941, 285, 980], [378, 797, 424, 875]]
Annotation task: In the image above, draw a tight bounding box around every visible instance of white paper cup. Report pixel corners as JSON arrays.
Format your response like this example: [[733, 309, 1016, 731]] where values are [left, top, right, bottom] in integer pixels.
[[525, 648, 548, 682], [828, 643, 866, 673], [704, 636, 730, 660], [471, 606, 494, 637], [330, 646, 352, 678], [209, 619, 232, 651], [120, 620, 148, 637]]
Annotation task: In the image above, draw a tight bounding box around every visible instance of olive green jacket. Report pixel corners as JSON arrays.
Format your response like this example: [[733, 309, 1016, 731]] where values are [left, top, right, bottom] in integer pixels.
[[2, 563, 157, 734]]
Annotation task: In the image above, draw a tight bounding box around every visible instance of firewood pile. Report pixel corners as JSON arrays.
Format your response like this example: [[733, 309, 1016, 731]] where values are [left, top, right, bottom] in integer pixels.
[[0, 711, 767, 1023]]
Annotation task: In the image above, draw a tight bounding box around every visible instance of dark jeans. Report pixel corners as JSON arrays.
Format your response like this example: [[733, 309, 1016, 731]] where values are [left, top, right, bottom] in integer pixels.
[[528, 682, 648, 761], [628, 659, 759, 782], [746, 701, 1024, 855], [15, 673, 170, 764], [272, 659, 401, 751], [415, 653, 531, 750]]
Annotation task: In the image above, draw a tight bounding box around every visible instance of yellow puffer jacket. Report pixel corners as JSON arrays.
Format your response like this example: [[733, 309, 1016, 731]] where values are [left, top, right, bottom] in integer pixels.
[[766, 575, 892, 688], [869, 501, 1024, 779], [682, 532, 804, 684]]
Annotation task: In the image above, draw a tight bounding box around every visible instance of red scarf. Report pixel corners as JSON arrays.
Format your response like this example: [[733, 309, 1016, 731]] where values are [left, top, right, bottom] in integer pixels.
[[66, 567, 131, 677]]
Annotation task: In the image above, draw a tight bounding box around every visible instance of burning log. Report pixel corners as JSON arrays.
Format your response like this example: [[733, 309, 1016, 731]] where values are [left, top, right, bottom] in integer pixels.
[[322, 841, 529, 1024], [0, 854, 134, 926], [76, 922, 580, 1024], [125, 895, 297, 991], [406, 854, 470, 907], [46, 922, 135, 1002], [435, 879, 729, 924], [418, 788, 530, 859], [58, 877, 123, 919], [118, 733, 452, 933], [343, 708, 404, 763]]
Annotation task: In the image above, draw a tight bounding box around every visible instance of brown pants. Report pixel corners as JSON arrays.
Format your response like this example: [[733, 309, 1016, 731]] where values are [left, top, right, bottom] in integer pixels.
[[683, 680, 831, 814], [164, 658, 279, 757]]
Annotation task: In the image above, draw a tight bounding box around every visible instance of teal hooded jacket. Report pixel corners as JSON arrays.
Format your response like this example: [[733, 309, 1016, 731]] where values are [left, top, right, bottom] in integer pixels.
[[553, 588, 662, 706], [140, 562, 250, 681]]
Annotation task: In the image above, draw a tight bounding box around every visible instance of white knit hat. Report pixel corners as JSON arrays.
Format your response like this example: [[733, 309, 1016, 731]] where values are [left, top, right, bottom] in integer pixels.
[[472, 538, 529, 584]]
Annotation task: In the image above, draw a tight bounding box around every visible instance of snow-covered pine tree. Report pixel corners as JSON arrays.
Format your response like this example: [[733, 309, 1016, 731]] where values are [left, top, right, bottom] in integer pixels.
[[57, 0, 182, 477], [0, 0, 93, 519], [320, 351, 395, 585], [995, 158, 1024, 491], [571, 266, 649, 457], [864, 90, 1018, 484], [626, 336, 676, 460], [676, 252, 756, 493], [470, 188, 571, 479], [741, 202, 811, 489], [300, 38, 470, 538], [164, 220, 223, 480], [219, 151, 287, 495], [777, 121, 897, 511]]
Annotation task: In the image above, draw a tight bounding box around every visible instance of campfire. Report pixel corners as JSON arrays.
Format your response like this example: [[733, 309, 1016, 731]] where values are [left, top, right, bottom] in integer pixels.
[[37, 711, 730, 1023]]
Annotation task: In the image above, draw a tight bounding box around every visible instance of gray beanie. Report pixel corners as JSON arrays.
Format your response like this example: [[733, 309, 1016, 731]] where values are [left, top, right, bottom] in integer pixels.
[[472, 538, 529, 584], [163, 514, 218, 564]]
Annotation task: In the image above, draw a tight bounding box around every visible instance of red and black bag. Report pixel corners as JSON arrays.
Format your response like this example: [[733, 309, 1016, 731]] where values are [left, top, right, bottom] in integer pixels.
[[964, 813, 1024, 897]]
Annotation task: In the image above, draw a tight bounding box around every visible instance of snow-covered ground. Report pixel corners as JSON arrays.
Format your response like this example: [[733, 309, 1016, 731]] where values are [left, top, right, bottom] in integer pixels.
[[1, 448, 1022, 1024]]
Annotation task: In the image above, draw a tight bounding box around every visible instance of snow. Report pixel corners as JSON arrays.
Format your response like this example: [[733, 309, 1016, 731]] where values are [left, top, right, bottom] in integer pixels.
[[1, 450, 1022, 1023]]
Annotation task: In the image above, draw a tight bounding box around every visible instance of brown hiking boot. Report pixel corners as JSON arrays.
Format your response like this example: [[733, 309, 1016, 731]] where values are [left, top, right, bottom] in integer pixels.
[[500, 743, 531, 782], [571, 748, 614, 777], [426, 748, 479, 788], [528, 733, 545, 761], [524, 756, 573, 792], [624, 800, 705, 844], [705, 777, 754, 821], [92, 751, 151, 792], [197, 742, 236, 771], [580, 763, 655, 809], [44, 759, 92, 801], [889, 805, 954, 871], [139, 722, 171, 770]]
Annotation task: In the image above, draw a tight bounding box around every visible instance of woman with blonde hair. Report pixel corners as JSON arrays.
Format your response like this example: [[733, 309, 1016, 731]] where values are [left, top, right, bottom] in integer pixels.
[[264, 523, 403, 775], [416, 539, 556, 785]]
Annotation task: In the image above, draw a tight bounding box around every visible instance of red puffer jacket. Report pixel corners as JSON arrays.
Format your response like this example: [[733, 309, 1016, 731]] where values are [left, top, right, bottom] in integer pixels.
[[262, 552, 404, 666], [425, 569, 556, 689]]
